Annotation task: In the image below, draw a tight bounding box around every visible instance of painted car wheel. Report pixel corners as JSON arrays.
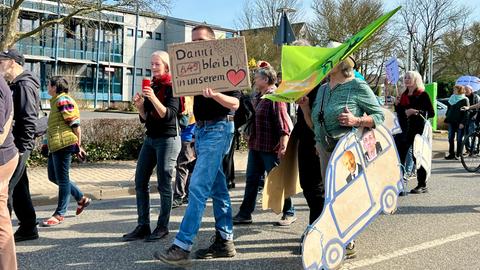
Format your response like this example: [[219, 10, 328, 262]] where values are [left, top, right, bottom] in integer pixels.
[[381, 188, 397, 214], [324, 240, 344, 269]]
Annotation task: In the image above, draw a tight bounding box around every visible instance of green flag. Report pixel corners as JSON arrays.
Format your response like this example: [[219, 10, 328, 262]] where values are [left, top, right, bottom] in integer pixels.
[[264, 6, 401, 102]]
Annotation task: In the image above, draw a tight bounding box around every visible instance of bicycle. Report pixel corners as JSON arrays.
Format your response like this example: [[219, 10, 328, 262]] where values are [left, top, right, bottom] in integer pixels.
[[460, 124, 480, 172]]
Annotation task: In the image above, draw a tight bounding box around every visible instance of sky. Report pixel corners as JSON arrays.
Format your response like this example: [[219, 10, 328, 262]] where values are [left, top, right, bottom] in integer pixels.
[[168, 0, 479, 30]]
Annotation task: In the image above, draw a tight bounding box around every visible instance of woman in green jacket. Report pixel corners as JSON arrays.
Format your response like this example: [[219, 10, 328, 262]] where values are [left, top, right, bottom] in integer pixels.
[[42, 76, 91, 227]]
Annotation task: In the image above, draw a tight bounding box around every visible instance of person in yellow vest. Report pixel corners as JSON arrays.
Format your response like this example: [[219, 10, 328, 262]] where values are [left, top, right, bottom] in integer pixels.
[[42, 76, 91, 227]]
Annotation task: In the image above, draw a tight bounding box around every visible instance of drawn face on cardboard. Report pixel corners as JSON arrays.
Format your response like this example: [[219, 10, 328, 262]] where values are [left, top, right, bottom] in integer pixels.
[[342, 151, 357, 174], [362, 130, 377, 158], [151, 55, 168, 78]]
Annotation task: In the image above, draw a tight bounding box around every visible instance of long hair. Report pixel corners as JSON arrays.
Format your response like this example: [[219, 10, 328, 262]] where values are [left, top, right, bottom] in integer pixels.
[[405, 71, 425, 91]]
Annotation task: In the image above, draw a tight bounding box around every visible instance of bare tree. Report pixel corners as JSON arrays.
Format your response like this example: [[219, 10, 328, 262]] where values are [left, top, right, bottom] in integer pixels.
[[235, 0, 304, 29], [0, 0, 171, 50], [399, 0, 468, 78], [311, 0, 400, 89], [435, 22, 480, 79]]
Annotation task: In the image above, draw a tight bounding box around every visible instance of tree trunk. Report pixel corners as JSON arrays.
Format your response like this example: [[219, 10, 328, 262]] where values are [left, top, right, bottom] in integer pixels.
[[0, 8, 20, 51]]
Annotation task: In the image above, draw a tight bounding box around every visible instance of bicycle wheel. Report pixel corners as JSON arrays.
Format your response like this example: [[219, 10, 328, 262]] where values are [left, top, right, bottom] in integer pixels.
[[460, 131, 480, 172]]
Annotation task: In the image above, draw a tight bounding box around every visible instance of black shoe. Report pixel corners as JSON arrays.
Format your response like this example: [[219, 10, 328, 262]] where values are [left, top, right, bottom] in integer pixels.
[[233, 214, 252, 225], [14, 226, 39, 242], [172, 198, 183, 209], [122, 225, 150, 241], [153, 245, 191, 267], [445, 154, 457, 160], [398, 191, 408, 196], [410, 186, 428, 194], [145, 226, 168, 242], [195, 231, 236, 259]]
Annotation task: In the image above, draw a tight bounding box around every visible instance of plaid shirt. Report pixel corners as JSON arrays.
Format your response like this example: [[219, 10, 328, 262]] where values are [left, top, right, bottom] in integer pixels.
[[248, 88, 291, 153]]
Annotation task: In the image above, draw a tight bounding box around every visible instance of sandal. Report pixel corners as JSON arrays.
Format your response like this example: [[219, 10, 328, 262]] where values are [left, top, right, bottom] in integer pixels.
[[42, 215, 65, 227], [76, 197, 92, 215]]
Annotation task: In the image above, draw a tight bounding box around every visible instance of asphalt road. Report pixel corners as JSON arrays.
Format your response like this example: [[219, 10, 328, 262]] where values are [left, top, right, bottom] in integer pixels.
[[14, 158, 480, 270]]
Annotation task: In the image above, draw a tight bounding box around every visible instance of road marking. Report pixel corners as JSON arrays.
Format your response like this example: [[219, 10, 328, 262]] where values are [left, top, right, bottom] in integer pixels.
[[343, 231, 480, 269]]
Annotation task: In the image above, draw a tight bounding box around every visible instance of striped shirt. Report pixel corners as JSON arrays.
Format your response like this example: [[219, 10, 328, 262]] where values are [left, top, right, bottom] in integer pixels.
[[56, 95, 80, 127]]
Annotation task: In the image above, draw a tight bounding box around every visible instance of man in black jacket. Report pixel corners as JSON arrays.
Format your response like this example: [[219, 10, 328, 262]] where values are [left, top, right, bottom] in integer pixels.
[[0, 49, 40, 242]]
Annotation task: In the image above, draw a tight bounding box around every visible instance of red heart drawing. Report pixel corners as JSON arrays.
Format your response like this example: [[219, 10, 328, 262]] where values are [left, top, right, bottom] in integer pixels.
[[226, 69, 246, 87]]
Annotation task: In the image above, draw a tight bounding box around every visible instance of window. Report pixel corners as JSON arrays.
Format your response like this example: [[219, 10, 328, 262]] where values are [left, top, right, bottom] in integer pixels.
[[136, 68, 143, 76], [137, 30, 143, 38], [145, 69, 152, 77], [126, 68, 133, 76], [146, 31, 153, 39], [155, 32, 162, 40], [127, 28, 134, 37]]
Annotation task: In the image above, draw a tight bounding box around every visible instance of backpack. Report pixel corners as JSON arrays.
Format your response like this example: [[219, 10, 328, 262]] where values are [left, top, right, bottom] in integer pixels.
[[234, 92, 255, 137]]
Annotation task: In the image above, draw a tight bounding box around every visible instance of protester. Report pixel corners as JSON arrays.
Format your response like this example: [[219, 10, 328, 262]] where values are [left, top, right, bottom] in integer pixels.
[[444, 85, 469, 160], [465, 85, 479, 136], [0, 76, 19, 270], [154, 25, 240, 267], [233, 63, 296, 226], [394, 71, 435, 193], [299, 48, 384, 258], [172, 97, 196, 209], [123, 51, 181, 242], [42, 76, 91, 226], [0, 49, 39, 241]]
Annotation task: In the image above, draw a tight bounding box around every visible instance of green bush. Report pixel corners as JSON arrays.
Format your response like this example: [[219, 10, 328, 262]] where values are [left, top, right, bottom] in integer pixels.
[[30, 118, 145, 166]]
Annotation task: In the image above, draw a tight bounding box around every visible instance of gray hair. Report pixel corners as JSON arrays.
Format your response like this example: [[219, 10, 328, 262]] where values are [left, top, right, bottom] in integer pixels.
[[256, 67, 277, 85], [291, 39, 311, 46]]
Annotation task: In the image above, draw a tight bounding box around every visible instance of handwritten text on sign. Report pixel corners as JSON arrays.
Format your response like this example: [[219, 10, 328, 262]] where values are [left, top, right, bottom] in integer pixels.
[[168, 37, 250, 97]]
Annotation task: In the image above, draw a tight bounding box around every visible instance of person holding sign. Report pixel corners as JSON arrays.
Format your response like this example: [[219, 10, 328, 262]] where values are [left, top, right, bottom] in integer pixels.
[[299, 50, 384, 258], [154, 25, 241, 267], [394, 71, 434, 194], [122, 51, 181, 242], [233, 64, 296, 226]]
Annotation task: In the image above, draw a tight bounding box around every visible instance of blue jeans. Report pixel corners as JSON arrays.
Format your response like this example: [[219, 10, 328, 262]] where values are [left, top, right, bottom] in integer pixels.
[[238, 150, 295, 219], [135, 135, 181, 228], [448, 123, 464, 156], [47, 146, 84, 216], [405, 146, 414, 175], [174, 121, 234, 251]]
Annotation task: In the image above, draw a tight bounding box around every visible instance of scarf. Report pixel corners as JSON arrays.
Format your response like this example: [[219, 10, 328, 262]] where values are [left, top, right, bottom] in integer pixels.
[[448, 94, 467, 106], [147, 73, 172, 119], [399, 88, 424, 107]]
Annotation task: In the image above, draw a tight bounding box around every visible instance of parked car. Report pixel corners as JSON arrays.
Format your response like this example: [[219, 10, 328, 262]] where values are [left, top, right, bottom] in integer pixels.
[[437, 100, 447, 118]]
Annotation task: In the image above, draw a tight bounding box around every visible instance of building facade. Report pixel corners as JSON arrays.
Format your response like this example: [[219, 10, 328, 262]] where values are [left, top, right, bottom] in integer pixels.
[[4, 0, 236, 108]]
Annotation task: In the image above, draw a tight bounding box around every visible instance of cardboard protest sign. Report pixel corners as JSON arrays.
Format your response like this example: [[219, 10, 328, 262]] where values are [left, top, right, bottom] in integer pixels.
[[302, 124, 402, 270], [414, 120, 432, 180], [168, 37, 250, 97], [385, 57, 400, 84], [262, 132, 302, 214]]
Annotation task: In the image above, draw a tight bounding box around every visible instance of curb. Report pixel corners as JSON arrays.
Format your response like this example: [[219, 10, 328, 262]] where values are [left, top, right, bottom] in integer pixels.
[[31, 172, 247, 206]]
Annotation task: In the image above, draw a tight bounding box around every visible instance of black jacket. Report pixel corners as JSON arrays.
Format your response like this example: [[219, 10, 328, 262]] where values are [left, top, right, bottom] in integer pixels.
[[467, 93, 479, 121], [10, 71, 40, 153], [141, 82, 180, 138], [445, 98, 469, 126]]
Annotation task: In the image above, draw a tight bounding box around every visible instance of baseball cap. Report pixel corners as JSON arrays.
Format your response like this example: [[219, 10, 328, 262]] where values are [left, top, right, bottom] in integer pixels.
[[0, 49, 25, 66]]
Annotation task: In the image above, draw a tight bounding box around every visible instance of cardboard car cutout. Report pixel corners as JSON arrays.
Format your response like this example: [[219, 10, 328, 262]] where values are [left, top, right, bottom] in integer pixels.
[[302, 121, 403, 270]]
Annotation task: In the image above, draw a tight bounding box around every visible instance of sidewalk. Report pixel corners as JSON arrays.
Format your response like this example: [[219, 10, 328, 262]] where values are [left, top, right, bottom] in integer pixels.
[[28, 138, 448, 206], [28, 150, 249, 206]]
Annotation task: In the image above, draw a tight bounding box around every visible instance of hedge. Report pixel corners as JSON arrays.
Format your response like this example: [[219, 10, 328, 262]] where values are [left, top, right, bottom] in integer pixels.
[[30, 118, 145, 166]]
